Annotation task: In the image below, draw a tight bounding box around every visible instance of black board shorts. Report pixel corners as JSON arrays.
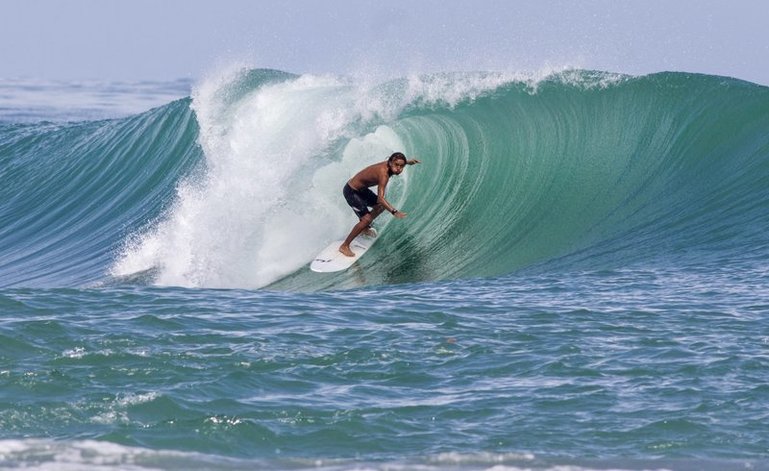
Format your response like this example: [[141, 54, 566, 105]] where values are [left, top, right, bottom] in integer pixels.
[[343, 183, 378, 219]]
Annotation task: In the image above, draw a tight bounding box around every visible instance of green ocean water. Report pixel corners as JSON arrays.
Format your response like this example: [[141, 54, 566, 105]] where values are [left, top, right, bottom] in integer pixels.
[[1, 70, 768, 470]]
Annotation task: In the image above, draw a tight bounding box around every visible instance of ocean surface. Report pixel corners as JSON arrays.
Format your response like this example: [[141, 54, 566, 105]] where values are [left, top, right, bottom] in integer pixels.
[[1, 69, 768, 470]]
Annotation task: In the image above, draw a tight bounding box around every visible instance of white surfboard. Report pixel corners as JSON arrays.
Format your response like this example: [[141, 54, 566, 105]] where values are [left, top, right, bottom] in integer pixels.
[[310, 230, 378, 273]]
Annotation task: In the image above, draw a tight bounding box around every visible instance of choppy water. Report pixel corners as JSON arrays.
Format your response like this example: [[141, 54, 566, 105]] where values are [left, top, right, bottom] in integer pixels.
[[1, 70, 768, 470]]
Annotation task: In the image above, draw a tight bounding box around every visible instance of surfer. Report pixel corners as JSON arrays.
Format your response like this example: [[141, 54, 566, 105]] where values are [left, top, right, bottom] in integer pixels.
[[339, 152, 420, 257]]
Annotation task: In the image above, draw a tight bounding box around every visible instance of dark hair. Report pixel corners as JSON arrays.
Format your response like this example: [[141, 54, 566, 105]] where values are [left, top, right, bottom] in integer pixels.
[[388, 152, 407, 164]]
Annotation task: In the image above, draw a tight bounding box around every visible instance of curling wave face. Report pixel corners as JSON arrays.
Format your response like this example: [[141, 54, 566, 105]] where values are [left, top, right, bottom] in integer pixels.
[[1, 69, 768, 289]]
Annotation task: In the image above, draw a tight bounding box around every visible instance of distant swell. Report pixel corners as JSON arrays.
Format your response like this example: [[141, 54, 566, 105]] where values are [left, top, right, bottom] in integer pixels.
[[1, 69, 768, 289]]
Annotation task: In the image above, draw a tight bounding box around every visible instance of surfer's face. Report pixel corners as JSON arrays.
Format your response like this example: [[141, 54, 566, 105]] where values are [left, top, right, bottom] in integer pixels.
[[388, 159, 406, 175]]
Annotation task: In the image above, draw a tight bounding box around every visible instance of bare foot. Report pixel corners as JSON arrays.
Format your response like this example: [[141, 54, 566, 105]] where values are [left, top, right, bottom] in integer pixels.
[[339, 245, 355, 257]]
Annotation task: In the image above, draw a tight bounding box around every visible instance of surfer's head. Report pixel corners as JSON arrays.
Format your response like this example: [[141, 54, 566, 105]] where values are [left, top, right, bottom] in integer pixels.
[[387, 152, 407, 176]]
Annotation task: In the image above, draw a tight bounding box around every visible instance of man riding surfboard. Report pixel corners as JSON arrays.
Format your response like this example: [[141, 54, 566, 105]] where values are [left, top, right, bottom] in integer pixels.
[[339, 152, 420, 257]]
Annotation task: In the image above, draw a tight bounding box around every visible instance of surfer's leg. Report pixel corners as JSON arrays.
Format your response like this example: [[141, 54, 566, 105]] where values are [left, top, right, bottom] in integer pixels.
[[360, 205, 385, 237], [340, 187, 381, 256], [370, 204, 385, 219], [340, 213, 374, 257]]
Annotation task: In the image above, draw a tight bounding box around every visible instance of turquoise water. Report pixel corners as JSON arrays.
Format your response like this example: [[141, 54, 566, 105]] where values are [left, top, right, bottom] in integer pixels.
[[1, 70, 768, 470]]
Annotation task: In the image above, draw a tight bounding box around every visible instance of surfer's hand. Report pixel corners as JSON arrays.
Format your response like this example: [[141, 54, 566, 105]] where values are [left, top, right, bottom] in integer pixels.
[[407, 159, 420, 165], [394, 210, 407, 219]]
